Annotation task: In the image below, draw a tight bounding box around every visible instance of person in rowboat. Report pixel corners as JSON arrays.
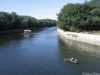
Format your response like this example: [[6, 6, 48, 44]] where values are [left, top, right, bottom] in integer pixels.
[[75, 59, 78, 62], [71, 58, 74, 61], [71, 58, 78, 62]]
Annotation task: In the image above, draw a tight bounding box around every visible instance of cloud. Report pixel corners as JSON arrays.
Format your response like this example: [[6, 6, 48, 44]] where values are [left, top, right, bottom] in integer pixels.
[[0, 0, 91, 20], [29, 8, 60, 20]]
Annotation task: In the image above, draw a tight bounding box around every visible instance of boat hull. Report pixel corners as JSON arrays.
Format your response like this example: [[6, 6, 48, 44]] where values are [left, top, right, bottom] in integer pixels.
[[67, 58, 78, 64]]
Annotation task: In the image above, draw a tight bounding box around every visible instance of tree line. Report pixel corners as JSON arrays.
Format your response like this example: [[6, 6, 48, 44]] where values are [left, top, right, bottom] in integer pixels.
[[0, 11, 56, 31], [57, 0, 100, 32]]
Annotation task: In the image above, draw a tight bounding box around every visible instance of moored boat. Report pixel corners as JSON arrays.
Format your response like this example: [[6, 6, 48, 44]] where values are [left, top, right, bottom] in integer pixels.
[[24, 29, 31, 34]]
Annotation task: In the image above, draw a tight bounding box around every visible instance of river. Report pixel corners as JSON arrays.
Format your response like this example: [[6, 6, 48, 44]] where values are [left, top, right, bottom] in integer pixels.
[[0, 27, 100, 75]]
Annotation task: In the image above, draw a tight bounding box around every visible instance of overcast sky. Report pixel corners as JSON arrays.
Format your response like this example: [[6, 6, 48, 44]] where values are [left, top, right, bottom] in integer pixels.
[[0, 0, 90, 20]]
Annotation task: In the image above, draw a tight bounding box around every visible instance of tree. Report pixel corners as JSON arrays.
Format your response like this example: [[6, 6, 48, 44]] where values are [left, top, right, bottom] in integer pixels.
[[0, 11, 56, 31], [57, 0, 100, 32]]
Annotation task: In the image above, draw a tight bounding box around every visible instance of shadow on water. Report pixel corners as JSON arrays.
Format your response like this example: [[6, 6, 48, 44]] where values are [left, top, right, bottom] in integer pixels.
[[58, 33, 100, 73], [0, 28, 44, 47]]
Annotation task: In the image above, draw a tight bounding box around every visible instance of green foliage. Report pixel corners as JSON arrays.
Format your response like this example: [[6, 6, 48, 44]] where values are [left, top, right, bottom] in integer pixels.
[[0, 11, 56, 31], [57, 0, 100, 32]]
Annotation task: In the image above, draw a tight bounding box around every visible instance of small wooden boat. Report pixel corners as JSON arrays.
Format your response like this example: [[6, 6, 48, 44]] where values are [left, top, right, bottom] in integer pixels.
[[65, 58, 79, 64]]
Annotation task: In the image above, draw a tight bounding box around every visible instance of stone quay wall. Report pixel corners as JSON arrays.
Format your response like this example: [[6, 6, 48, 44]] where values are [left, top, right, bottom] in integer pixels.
[[57, 28, 100, 46]]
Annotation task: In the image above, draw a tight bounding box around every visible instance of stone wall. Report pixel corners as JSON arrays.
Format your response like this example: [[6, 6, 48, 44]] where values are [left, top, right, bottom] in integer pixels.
[[57, 28, 100, 46]]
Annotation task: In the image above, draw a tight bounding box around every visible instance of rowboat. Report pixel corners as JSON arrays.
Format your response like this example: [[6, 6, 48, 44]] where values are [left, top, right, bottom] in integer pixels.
[[64, 58, 78, 64]]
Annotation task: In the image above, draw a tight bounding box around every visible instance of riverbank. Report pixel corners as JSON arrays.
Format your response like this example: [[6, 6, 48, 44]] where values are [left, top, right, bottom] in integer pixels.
[[57, 28, 100, 46], [0, 28, 42, 35], [0, 27, 56, 35], [0, 29, 24, 35]]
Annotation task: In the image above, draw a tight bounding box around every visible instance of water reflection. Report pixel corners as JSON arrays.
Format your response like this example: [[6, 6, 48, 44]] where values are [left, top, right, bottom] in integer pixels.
[[23, 33, 34, 39], [0, 33, 23, 47], [0, 32, 34, 47], [24, 34, 30, 38], [0, 28, 45, 47], [0, 27, 100, 75], [58, 33, 100, 72], [58, 33, 100, 54]]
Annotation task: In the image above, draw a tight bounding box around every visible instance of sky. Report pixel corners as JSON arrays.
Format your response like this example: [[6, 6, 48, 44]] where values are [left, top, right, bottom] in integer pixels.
[[0, 0, 90, 20]]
